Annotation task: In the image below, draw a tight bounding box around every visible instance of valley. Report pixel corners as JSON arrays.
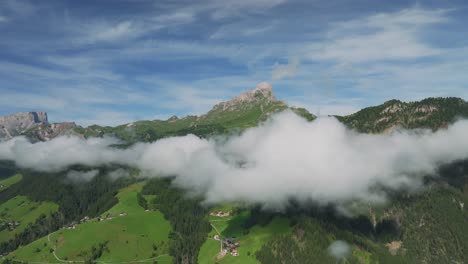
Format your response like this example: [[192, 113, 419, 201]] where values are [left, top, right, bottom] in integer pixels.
[[1, 87, 467, 264], [3, 1, 468, 263]]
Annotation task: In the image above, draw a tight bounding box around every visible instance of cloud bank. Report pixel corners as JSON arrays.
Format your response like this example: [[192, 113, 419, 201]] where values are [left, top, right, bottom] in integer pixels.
[[1, 111, 468, 209]]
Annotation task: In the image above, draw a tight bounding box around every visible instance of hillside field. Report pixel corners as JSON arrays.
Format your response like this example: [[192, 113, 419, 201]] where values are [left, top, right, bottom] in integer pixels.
[[8, 182, 173, 263], [0, 195, 58, 243], [199, 206, 292, 264], [0, 174, 22, 192]]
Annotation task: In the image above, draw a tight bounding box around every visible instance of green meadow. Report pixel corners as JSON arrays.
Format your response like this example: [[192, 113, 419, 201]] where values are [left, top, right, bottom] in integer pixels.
[[0, 195, 58, 243], [9, 182, 172, 263], [0, 174, 22, 191], [199, 208, 292, 264]]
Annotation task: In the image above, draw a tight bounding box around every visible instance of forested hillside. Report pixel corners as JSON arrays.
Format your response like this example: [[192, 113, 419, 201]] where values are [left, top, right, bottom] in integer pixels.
[[1, 95, 468, 264], [0, 166, 135, 255], [337, 97, 468, 133]]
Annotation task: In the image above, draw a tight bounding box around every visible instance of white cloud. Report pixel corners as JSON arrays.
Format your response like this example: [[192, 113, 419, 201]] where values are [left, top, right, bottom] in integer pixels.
[[67, 169, 99, 182], [108, 168, 131, 180], [153, 11, 195, 25], [69, 0, 285, 45], [271, 57, 300, 81], [1, 0, 35, 17], [328, 241, 351, 259], [0, 92, 67, 112], [210, 22, 276, 39], [77, 20, 143, 44], [209, 0, 286, 20], [313, 7, 448, 63], [3, 111, 468, 210]]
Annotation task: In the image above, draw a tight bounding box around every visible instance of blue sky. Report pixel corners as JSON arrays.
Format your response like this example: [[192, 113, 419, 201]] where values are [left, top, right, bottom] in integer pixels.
[[1, 0, 468, 126]]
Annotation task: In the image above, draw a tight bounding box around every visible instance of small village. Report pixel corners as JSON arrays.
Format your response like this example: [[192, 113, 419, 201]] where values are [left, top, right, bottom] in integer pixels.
[[0, 221, 20, 231], [209, 211, 231, 217], [63, 212, 128, 230], [210, 210, 240, 258], [214, 235, 240, 257]]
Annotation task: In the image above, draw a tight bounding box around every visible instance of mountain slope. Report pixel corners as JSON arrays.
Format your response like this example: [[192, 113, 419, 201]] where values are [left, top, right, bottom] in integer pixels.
[[1, 93, 468, 264], [8, 182, 172, 263], [337, 97, 468, 133], [23, 122, 82, 142], [75, 83, 315, 142], [0, 112, 48, 140]]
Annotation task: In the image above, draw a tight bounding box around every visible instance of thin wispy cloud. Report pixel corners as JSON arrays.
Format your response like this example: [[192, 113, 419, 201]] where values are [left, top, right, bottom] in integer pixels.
[[207, 0, 286, 20], [313, 7, 448, 63], [0, 1, 467, 125], [271, 57, 300, 81], [0, 0, 36, 17]]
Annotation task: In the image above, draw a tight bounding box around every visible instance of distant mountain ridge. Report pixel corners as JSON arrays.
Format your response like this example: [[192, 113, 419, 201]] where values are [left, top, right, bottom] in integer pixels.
[[73, 83, 315, 142], [23, 122, 81, 142], [1, 89, 468, 264], [337, 97, 468, 133], [2, 86, 468, 141], [0, 112, 48, 140]]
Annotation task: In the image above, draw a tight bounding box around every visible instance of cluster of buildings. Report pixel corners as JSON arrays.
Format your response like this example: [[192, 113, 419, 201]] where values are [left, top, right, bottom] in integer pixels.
[[210, 211, 231, 217], [63, 212, 129, 230], [4, 221, 20, 230], [63, 222, 77, 230], [221, 237, 240, 257], [80, 216, 90, 223], [97, 212, 128, 222]]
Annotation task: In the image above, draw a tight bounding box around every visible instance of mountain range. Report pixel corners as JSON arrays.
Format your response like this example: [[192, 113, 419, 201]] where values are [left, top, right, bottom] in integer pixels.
[[2, 83, 468, 143], [0, 83, 467, 264]]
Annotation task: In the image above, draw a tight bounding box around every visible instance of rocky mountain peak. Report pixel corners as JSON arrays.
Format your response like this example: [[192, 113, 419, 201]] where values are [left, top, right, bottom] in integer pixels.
[[210, 82, 277, 112], [27, 122, 80, 142], [253, 82, 274, 99], [0, 112, 49, 140]]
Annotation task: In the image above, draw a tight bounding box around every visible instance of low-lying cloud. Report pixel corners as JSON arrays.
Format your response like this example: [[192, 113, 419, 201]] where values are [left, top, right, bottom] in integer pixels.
[[1, 111, 468, 209], [67, 169, 99, 182], [327, 240, 351, 259]]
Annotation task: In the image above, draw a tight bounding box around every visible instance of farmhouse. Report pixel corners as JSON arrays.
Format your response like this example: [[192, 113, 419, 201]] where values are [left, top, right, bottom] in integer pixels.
[[7, 221, 20, 230], [63, 222, 77, 230], [210, 211, 231, 217], [106, 213, 115, 219], [222, 237, 240, 256]]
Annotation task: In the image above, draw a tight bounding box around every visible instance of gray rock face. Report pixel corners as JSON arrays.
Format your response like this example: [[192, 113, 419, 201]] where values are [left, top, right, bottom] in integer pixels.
[[27, 122, 81, 142], [0, 112, 48, 140], [210, 82, 279, 112]]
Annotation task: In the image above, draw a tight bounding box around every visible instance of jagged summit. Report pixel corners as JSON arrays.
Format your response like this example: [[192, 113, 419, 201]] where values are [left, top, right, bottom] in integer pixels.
[[0, 112, 48, 140], [210, 82, 277, 112], [0, 112, 48, 124], [254, 82, 274, 98]]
